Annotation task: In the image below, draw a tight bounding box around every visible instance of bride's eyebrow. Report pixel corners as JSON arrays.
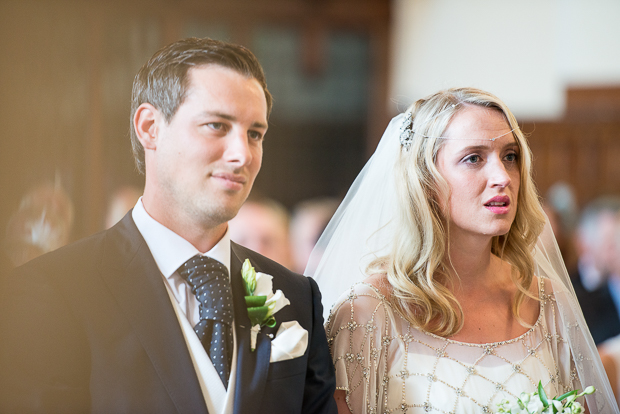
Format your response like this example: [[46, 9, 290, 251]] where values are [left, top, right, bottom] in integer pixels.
[[459, 144, 488, 152], [502, 140, 519, 150], [455, 140, 518, 155], [454, 144, 490, 158]]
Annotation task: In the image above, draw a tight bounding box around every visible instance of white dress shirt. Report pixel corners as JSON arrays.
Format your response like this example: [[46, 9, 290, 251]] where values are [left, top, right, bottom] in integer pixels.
[[132, 198, 235, 414]]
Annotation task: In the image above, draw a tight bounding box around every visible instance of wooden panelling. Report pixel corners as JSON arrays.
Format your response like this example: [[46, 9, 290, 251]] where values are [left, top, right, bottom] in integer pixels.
[[525, 98, 620, 207], [0, 0, 391, 240]]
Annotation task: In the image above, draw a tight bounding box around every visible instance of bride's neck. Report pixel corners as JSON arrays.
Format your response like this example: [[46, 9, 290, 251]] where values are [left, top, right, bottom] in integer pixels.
[[445, 234, 502, 289]]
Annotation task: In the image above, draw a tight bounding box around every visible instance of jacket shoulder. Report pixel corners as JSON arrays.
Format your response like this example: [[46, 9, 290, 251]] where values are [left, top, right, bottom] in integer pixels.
[[232, 242, 298, 275], [231, 242, 310, 290], [10, 229, 107, 278]]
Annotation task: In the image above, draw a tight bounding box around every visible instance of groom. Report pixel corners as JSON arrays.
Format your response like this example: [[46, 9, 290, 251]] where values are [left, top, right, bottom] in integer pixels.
[[0, 38, 336, 413]]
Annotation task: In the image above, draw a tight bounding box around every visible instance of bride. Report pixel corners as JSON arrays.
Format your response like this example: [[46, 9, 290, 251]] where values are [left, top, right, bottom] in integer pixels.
[[307, 88, 618, 413]]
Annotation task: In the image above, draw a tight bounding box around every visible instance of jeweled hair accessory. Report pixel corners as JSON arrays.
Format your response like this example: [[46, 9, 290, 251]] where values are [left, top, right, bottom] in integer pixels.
[[418, 128, 519, 142], [399, 111, 414, 149], [399, 102, 459, 150], [398, 102, 520, 149]]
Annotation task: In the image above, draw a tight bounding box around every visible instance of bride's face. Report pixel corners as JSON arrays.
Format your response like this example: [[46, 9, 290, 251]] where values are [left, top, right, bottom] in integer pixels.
[[435, 105, 520, 241]]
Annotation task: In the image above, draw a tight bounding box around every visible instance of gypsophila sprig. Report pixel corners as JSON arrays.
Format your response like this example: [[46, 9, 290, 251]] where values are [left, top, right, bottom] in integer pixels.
[[241, 259, 290, 351], [495, 381, 595, 413]]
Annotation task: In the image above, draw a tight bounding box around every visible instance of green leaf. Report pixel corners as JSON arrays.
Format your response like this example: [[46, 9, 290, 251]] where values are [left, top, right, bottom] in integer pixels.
[[247, 306, 269, 326], [265, 316, 276, 328], [538, 381, 549, 407], [555, 390, 577, 402], [245, 295, 267, 307]]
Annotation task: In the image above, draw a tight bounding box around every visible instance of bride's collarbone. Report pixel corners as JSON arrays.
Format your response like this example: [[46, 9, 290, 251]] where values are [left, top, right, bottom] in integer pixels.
[[449, 295, 539, 344], [452, 307, 522, 344]]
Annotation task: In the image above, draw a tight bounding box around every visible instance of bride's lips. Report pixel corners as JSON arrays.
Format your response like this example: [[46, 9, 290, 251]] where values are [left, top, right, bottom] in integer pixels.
[[211, 172, 246, 190], [484, 195, 511, 214]]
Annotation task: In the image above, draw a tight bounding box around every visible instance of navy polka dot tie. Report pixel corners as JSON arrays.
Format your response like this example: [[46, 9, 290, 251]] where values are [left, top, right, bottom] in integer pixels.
[[179, 255, 234, 388]]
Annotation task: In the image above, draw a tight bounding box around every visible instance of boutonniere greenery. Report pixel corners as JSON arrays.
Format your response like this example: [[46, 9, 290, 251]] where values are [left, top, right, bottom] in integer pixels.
[[496, 381, 595, 413], [241, 259, 290, 351]]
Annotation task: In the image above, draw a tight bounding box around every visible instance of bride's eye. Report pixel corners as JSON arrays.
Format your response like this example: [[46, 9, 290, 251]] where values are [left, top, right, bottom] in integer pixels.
[[463, 154, 481, 164], [504, 152, 519, 163]]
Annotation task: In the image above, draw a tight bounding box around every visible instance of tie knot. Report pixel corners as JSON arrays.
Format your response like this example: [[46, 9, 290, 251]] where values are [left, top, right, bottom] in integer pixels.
[[178, 255, 233, 325], [179, 255, 228, 286]]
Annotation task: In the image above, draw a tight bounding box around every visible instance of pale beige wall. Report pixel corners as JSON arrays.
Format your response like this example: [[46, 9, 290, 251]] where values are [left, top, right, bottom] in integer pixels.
[[390, 0, 620, 120]]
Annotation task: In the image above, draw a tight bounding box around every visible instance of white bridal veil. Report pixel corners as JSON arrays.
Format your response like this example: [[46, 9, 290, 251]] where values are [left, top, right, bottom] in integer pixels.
[[306, 113, 619, 413]]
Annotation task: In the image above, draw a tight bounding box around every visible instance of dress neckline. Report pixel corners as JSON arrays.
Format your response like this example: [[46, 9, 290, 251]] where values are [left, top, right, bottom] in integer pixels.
[[358, 277, 545, 348]]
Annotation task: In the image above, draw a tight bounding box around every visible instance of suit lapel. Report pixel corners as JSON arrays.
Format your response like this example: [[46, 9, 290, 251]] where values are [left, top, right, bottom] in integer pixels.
[[100, 213, 208, 414], [230, 243, 271, 414]]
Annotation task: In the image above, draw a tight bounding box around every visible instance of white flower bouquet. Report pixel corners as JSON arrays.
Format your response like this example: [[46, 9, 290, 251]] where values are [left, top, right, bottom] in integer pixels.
[[496, 381, 595, 414]]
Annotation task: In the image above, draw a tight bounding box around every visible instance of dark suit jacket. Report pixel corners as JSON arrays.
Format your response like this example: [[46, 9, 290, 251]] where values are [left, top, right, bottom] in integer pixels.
[[571, 269, 620, 344], [0, 213, 337, 413]]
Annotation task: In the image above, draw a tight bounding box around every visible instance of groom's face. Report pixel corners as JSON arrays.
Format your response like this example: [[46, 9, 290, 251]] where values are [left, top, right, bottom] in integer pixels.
[[153, 64, 268, 227]]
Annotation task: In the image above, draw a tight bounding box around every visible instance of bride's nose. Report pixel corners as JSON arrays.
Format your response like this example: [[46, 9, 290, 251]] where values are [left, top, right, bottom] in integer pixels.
[[488, 159, 511, 188]]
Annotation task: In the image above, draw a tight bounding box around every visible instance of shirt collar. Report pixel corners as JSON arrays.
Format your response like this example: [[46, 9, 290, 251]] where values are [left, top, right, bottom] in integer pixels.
[[132, 198, 231, 278]]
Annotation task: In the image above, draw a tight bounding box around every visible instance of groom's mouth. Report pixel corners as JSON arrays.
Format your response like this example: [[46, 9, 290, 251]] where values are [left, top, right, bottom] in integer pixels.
[[212, 172, 246, 191]]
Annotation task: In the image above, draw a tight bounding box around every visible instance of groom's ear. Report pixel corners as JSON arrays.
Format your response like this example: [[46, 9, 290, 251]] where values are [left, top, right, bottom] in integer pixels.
[[134, 103, 162, 151]]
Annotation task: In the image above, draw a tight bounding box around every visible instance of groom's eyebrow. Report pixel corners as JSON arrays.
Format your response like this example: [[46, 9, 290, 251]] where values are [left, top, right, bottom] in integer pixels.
[[200, 111, 268, 130]]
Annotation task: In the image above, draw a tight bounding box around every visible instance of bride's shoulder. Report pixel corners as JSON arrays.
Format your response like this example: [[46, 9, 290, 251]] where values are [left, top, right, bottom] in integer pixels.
[[362, 273, 393, 299], [335, 273, 392, 304], [327, 273, 394, 326]]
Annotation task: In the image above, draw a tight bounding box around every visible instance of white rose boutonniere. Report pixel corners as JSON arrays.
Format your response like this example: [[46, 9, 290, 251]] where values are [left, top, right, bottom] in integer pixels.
[[241, 259, 290, 351]]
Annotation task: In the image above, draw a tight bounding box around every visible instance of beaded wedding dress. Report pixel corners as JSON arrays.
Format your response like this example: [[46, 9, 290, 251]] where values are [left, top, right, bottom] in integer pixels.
[[309, 112, 618, 413], [327, 279, 579, 414]]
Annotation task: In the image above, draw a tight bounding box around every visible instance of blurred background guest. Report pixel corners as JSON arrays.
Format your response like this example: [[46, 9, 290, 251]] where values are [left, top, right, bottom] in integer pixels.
[[572, 196, 620, 344], [543, 181, 579, 274], [290, 197, 339, 274], [595, 210, 620, 405], [3, 181, 74, 269], [229, 195, 294, 270], [105, 185, 143, 229]]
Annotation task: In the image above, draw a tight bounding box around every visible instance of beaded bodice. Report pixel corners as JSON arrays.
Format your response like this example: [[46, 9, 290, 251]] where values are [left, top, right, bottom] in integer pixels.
[[326, 279, 581, 414]]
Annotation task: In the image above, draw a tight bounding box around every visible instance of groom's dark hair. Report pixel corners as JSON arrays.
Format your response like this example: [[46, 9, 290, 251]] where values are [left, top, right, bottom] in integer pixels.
[[130, 37, 272, 174]]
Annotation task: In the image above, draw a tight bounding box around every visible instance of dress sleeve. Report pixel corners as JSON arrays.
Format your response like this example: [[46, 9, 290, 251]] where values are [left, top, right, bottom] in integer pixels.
[[543, 279, 584, 393], [325, 284, 393, 414]]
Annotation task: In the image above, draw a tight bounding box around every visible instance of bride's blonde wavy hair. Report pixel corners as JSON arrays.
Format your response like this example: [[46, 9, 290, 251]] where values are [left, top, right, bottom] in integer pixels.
[[367, 87, 546, 337]]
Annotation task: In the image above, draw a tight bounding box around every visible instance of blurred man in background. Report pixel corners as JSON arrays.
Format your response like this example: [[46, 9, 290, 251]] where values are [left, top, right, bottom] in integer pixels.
[[3, 181, 74, 269], [543, 181, 578, 274], [594, 209, 620, 405], [228, 196, 294, 270], [289, 197, 339, 274], [572, 196, 620, 344], [104, 185, 142, 229]]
